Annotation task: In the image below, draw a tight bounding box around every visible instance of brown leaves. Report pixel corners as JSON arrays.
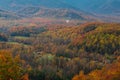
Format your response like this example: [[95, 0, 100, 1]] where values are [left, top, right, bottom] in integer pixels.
[[72, 60, 120, 80]]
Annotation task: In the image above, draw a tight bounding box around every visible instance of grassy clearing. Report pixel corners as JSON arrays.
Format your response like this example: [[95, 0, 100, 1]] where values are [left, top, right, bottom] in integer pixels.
[[13, 36, 30, 40]]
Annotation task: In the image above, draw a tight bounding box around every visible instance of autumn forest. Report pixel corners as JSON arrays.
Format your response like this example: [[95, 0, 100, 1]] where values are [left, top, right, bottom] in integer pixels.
[[0, 0, 120, 80], [0, 22, 119, 80]]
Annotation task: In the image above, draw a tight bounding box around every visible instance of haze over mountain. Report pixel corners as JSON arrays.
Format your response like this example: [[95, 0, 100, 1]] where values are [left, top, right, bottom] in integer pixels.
[[0, 0, 76, 11], [0, 9, 20, 19], [0, 0, 120, 22], [16, 6, 96, 21], [0, 0, 97, 21], [0, 0, 120, 15]]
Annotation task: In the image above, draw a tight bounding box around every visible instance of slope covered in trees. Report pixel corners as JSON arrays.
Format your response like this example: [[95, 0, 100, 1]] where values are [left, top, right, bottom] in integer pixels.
[[0, 22, 120, 80], [72, 59, 120, 80]]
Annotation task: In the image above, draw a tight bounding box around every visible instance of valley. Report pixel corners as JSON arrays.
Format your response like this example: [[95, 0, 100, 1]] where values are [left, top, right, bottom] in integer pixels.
[[0, 0, 120, 80], [0, 22, 120, 80]]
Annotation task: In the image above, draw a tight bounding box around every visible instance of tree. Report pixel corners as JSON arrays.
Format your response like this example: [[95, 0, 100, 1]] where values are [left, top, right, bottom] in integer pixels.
[[0, 50, 24, 80], [72, 60, 120, 80]]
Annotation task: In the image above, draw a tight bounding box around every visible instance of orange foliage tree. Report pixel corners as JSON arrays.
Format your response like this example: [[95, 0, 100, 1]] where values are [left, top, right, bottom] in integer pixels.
[[0, 50, 26, 80], [72, 59, 120, 80]]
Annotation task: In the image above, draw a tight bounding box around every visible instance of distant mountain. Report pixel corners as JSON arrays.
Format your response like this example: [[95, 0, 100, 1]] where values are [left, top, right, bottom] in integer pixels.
[[0, 0, 119, 21], [0, 9, 19, 19], [0, 0, 119, 15], [62, 0, 120, 15], [98, 0, 120, 15], [17, 6, 96, 20], [0, 0, 95, 20], [0, 0, 77, 11]]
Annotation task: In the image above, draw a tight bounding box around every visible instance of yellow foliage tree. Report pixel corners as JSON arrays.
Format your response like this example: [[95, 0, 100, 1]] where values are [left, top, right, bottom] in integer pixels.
[[72, 60, 120, 80], [0, 50, 24, 80]]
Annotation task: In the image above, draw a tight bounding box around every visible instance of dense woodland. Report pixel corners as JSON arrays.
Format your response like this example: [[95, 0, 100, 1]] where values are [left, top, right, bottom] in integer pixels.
[[0, 22, 120, 80]]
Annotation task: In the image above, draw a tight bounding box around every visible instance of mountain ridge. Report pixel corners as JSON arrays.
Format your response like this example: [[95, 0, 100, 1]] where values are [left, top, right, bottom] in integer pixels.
[[0, 9, 20, 19], [16, 6, 96, 21], [0, 0, 120, 15], [0, 0, 120, 22]]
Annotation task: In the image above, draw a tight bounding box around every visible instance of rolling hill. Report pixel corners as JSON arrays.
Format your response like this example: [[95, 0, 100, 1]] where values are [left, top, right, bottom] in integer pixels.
[[98, 0, 120, 15], [0, 0, 119, 22], [62, 0, 120, 15], [0, 9, 20, 19], [0, 0, 76, 11], [17, 6, 96, 21], [0, 0, 97, 21], [0, 0, 120, 15]]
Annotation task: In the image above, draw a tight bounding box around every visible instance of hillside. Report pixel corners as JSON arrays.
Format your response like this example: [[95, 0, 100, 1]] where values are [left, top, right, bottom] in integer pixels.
[[0, 0, 120, 80], [0, 0, 120, 15], [0, 0, 76, 11], [63, 0, 120, 15], [0, 0, 120, 22], [0, 22, 120, 80], [0, 9, 20, 19], [17, 6, 96, 20], [99, 0, 120, 15]]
